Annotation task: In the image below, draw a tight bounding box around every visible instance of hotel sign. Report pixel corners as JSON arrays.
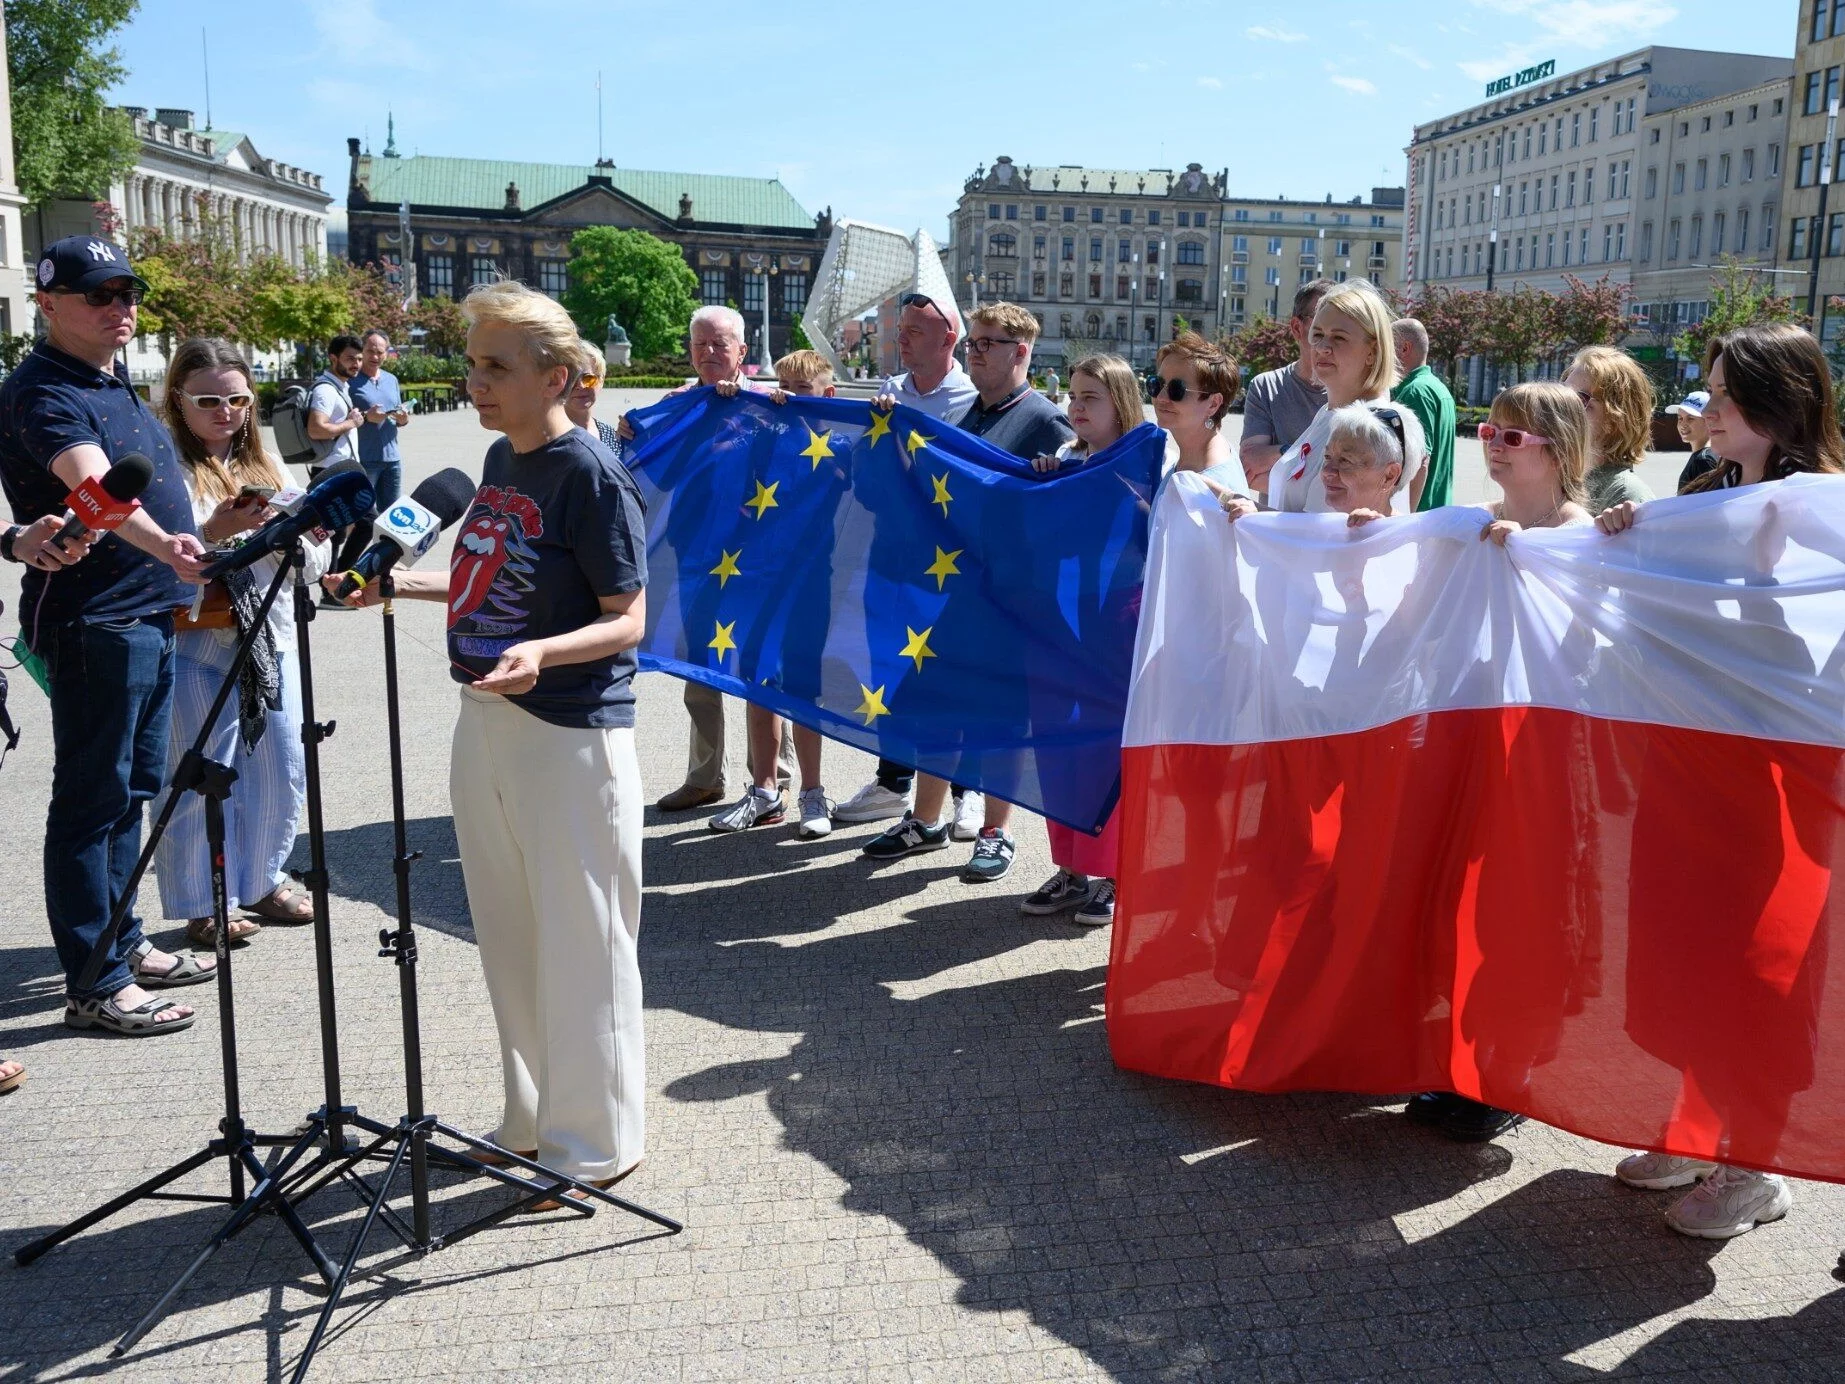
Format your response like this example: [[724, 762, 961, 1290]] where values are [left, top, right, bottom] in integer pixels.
[[1484, 59, 1556, 98]]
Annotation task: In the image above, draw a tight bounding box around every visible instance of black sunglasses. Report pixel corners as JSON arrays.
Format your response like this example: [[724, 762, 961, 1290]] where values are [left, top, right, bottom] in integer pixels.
[[55, 285, 144, 309], [898, 292, 950, 325], [1368, 405, 1407, 455], [1149, 375, 1205, 403]]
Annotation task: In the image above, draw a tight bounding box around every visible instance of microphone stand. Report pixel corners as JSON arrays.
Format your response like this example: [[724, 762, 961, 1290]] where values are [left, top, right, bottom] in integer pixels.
[[15, 550, 342, 1353], [284, 571, 682, 1382]]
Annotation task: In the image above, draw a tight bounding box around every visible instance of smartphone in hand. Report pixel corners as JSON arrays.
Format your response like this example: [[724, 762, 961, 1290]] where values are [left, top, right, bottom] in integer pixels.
[[237, 483, 276, 507]]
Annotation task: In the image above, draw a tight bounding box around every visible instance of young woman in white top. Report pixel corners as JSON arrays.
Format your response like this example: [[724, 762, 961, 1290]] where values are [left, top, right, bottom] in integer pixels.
[[1223, 282, 1426, 519], [155, 337, 329, 949]]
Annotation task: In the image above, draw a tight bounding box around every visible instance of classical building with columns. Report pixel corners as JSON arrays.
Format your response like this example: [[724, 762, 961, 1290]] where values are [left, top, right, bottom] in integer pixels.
[[28, 106, 331, 376]]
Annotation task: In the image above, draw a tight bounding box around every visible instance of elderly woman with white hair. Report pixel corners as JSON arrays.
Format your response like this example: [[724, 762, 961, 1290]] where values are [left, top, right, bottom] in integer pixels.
[[330, 279, 651, 1199]]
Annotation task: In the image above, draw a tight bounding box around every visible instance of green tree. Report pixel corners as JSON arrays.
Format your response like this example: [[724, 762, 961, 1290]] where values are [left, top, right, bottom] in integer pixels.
[[128, 208, 249, 343], [246, 257, 353, 355], [335, 259, 411, 344], [7, 0, 139, 203], [562, 226, 699, 359], [411, 295, 469, 355], [1674, 256, 1805, 366]]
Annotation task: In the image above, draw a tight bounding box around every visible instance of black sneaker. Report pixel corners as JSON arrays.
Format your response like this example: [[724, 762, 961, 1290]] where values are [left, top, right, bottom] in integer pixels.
[[1072, 878, 1115, 927], [862, 812, 950, 860], [1404, 1091, 1465, 1127], [1020, 869, 1089, 916], [961, 828, 1015, 883], [1438, 1097, 1526, 1143]]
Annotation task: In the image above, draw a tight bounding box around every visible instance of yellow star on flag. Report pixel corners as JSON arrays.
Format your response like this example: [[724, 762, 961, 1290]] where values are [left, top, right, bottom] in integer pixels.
[[905, 428, 932, 457], [708, 620, 737, 660], [930, 472, 953, 517], [899, 626, 937, 672], [745, 479, 779, 519], [800, 425, 835, 470], [709, 549, 743, 587], [864, 410, 892, 446], [924, 546, 962, 591], [855, 683, 891, 726]]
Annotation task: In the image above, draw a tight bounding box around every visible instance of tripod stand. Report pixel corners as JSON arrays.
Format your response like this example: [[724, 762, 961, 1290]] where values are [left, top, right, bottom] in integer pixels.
[[14, 550, 344, 1347], [282, 572, 682, 1382]]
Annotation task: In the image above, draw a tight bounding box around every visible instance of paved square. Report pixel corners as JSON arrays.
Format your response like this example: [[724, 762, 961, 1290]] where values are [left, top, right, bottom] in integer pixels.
[[2, 396, 1840, 1382]]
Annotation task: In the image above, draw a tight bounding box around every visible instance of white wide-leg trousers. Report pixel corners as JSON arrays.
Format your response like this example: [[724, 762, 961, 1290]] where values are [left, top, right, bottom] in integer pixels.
[[449, 688, 645, 1180]]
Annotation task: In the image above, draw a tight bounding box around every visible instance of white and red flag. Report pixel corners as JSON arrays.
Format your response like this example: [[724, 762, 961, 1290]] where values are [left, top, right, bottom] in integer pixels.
[[1108, 473, 1845, 1181]]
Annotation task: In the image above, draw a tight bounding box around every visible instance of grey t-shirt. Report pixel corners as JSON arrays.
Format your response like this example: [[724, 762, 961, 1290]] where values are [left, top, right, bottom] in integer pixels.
[[1242, 363, 1326, 452], [1585, 463, 1656, 515]]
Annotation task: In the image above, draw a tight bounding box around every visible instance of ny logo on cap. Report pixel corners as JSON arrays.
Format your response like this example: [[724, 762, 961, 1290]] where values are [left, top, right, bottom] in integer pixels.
[[85, 241, 117, 263]]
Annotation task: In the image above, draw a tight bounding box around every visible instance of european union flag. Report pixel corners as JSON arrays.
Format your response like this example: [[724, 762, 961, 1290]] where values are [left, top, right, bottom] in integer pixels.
[[623, 388, 1164, 833]]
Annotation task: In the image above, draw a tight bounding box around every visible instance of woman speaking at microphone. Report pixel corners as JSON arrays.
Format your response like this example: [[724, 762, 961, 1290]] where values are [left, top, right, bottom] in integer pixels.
[[328, 279, 651, 1195]]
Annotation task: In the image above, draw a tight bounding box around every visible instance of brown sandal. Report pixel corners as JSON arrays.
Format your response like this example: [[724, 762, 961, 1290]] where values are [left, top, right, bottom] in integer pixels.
[[243, 884, 313, 924], [526, 1160, 642, 1212], [187, 915, 261, 949]]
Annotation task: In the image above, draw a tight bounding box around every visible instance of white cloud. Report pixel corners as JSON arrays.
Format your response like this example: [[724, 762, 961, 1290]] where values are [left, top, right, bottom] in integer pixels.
[[1197, 76, 1224, 89], [1388, 43, 1434, 71], [1331, 75, 1378, 96], [1247, 24, 1307, 42], [1459, 0, 1676, 79]]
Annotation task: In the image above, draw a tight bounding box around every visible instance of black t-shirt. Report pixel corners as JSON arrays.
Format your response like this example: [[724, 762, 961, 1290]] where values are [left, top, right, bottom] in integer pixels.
[[447, 429, 648, 728], [1677, 446, 1719, 493], [0, 341, 196, 625], [955, 384, 1075, 460]]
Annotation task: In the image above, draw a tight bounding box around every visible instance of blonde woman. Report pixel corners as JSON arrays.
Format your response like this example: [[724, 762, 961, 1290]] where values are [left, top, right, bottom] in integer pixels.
[[329, 281, 651, 1197], [567, 338, 622, 453], [1032, 352, 1144, 474], [155, 338, 327, 948], [1563, 345, 1656, 514], [1270, 285, 1427, 515]]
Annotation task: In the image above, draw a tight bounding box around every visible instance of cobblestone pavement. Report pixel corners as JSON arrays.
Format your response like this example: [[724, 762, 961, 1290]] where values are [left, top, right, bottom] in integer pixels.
[[2, 396, 1840, 1383]]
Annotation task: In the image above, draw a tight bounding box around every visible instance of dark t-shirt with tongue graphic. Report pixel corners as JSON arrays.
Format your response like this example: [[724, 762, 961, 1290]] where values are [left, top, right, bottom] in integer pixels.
[[447, 428, 648, 729]]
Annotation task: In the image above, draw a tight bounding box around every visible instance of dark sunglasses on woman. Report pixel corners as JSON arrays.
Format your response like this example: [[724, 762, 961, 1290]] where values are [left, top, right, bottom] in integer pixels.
[[1149, 376, 1203, 403]]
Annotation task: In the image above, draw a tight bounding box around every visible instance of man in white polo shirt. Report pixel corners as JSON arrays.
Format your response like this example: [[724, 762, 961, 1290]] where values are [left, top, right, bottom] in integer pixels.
[[831, 292, 978, 825]]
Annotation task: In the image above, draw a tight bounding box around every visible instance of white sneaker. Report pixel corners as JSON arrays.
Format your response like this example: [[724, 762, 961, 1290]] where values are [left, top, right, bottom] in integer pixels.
[[1616, 1150, 1718, 1190], [832, 780, 912, 824], [952, 791, 985, 841], [798, 787, 834, 838], [1664, 1165, 1792, 1239]]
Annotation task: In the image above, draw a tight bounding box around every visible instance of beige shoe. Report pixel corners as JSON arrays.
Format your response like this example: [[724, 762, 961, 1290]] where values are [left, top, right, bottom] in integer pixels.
[[656, 782, 724, 812]]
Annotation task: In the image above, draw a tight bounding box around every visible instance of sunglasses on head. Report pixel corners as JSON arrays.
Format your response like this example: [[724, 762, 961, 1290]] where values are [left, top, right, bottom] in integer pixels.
[[55, 285, 143, 308], [1477, 422, 1552, 448], [1368, 405, 1407, 452], [175, 389, 253, 412], [898, 292, 950, 326]]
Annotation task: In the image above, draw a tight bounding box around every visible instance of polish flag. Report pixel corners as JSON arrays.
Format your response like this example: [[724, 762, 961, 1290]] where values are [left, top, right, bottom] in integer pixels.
[[1107, 473, 1845, 1183]]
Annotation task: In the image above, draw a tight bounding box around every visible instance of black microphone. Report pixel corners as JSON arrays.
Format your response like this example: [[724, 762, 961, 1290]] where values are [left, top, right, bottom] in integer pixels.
[[53, 452, 155, 550], [202, 467, 376, 579], [333, 467, 476, 601]]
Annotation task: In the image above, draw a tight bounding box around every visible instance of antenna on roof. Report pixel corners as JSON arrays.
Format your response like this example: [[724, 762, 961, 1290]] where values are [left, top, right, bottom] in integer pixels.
[[597, 71, 604, 166], [201, 27, 212, 130]]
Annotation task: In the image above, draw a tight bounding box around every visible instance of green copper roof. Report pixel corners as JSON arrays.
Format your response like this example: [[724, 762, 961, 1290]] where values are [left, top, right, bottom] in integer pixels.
[[360, 156, 815, 230]]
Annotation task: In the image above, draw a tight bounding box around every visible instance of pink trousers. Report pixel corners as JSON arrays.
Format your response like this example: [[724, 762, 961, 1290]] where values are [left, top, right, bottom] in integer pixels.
[[1046, 807, 1119, 879]]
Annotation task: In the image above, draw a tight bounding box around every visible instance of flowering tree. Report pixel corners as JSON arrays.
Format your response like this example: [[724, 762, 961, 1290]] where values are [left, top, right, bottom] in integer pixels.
[[1398, 285, 1488, 396], [1550, 274, 1634, 357], [410, 295, 468, 355], [1219, 315, 1298, 378], [1675, 257, 1806, 366], [1475, 285, 1554, 384]]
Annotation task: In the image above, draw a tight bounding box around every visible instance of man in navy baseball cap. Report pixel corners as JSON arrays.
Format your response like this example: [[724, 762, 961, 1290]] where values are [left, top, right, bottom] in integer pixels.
[[34, 233, 150, 298]]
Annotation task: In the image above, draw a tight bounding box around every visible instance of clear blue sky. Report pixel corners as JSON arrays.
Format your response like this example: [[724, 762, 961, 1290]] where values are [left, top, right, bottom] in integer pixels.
[[108, 0, 1796, 240]]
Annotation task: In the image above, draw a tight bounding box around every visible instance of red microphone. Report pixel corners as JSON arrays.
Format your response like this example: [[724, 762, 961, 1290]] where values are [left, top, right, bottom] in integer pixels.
[[53, 452, 153, 550]]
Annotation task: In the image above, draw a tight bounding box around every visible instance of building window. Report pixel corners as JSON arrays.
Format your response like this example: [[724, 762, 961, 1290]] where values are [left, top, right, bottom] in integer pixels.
[[1335, 239, 1351, 257], [1235, 208, 1251, 221], [1566, 171, 1576, 207], [742, 274, 765, 315], [1669, 222, 1682, 259], [1763, 205, 1777, 251], [1645, 166, 1658, 199], [1032, 273, 1046, 296], [1232, 235, 1248, 252], [1230, 264, 1247, 284], [1269, 210, 1283, 221], [1266, 266, 1281, 286], [1059, 274, 1073, 296], [1545, 232, 1555, 267], [1770, 144, 1782, 177], [1590, 106, 1599, 142], [1831, 213, 1844, 257], [1562, 232, 1573, 267], [1639, 221, 1654, 262], [1090, 207, 1103, 223], [1089, 237, 1102, 262], [1116, 275, 1130, 298], [1689, 217, 1703, 258], [1800, 146, 1817, 188], [988, 203, 1000, 219], [1005, 204, 1018, 220], [1620, 161, 1631, 198], [1650, 128, 1661, 144], [470, 255, 497, 285], [699, 268, 726, 304], [1120, 209, 1133, 225], [990, 271, 1014, 295], [1175, 278, 1203, 303], [1088, 273, 1102, 297], [1062, 236, 1074, 261], [1736, 207, 1749, 251], [1371, 213, 1385, 227], [1695, 158, 1708, 191], [1062, 206, 1075, 222], [1034, 205, 1046, 221], [537, 259, 567, 298], [1603, 224, 1614, 261], [1268, 236, 1282, 255], [989, 231, 1016, 255], [1148, 210, 1161, 225], [425, 253, 453, 297], [1793, 219, 1808, 260], [1033, 234, 1046, 258], [1117, 239, 1131, 263], [1177, 241, 1206, 265], [1725, 110, 1734, 128], [1711, 213, 1726, 254], [1146, 275, 1159, 298], [1147, 242, 1160, 264], [782, 272, 808, 315], [1578, 227, 1589, 263], [1673, 162, 1686, 194], [1571, 112, 1580, 146]]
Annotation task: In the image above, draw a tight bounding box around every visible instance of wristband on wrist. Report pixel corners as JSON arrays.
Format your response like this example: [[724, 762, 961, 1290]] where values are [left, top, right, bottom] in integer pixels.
[[1, 524, 20, 563]]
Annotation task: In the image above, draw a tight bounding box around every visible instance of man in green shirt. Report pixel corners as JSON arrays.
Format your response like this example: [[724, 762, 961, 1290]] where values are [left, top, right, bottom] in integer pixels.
[[1391, 318, 1457, 510]]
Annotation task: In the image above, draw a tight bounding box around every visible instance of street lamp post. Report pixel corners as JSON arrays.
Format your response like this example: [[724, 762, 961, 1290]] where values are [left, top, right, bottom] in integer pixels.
[[1485, 181, 1502, 292], [749, 257, 779, 371], [1807, 97, 1841, 333]]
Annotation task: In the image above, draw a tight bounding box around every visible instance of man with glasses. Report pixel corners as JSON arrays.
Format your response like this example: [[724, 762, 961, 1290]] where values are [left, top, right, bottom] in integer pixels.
[[832, 291, 979, 826], [0, 235, 217, 1037], [861, 302, 1073, 885]]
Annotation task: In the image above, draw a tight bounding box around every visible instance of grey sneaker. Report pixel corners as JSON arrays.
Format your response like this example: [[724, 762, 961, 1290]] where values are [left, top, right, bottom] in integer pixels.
[[708, 787, 785, 832], [1616, 1150, 1717, 1190], [1020, 869, 1089, 916], [1664, 1165, 1792, 1239], [1073, 878, 1116, 927], [862, 812, 950, 859], [961, 828, 1015, 883], [833, 781, 912, 824], [797, 787, 834, 838]]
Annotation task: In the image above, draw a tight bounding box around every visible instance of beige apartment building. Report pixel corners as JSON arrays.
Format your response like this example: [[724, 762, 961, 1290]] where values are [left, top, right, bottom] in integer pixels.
[[1784, 0, 1845, 347], [947, 156, 1403, 369], [1406, 46, 1790, 298]]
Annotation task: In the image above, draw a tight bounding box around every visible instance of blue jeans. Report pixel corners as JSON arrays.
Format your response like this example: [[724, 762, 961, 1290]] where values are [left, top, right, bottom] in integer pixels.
[[364, 457, 402, 510], [40, 614, 175, 999]]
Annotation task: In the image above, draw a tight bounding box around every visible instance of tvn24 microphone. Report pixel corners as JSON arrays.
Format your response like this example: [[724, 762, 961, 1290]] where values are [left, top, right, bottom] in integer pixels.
[[332, 467, 476, 602], [52, 452, 154, 550], [202, 466, 377, 579]]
